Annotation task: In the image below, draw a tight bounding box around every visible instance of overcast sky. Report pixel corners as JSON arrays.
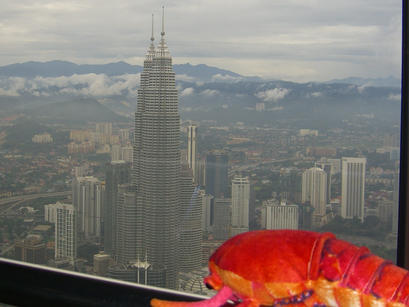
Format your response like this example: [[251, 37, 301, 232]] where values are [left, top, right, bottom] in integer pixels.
[[0, 0, 402, 82]]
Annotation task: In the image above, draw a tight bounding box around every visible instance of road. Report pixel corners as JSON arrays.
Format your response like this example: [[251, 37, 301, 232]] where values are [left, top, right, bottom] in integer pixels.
[[0, 191, 71, 215], [0, 191, 71, 206]]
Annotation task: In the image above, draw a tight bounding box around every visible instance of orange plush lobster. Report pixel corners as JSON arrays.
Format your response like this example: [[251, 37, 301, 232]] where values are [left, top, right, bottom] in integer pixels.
[[151, 230, 409, 307]]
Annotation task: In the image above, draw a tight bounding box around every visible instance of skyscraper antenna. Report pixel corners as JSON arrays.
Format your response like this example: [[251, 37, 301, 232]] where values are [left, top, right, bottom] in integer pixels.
[[151, 14, 154, 42], [161, 6, 165, 37]]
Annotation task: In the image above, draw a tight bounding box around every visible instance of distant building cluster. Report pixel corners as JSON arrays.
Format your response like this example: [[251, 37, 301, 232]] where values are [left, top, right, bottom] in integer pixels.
[[299, 129, 318, 137], [68, 123, 131, 155], [32, 133, 53, 143], [67, 141, 95, 154], [111, 145, 133, 162]]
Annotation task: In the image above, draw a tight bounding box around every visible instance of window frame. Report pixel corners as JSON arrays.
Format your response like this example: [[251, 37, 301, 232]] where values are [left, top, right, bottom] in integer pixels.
[[397, 0, 409, 269], [0, 1, 408, 305]]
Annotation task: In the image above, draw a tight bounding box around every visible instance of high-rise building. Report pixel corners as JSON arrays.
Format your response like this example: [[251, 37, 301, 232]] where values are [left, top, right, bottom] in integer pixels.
[[104, 161, 130, 255], [111, 145, 122, 161], [93, 252, 113, 277], [44, 203, 58, 223], [319, 158, 341, 175], [213, 198, 231, 240], [72, 176, 105, 241], [114, 184, 137, 265], [96, 122, 113, 136], [14, 235, 47, 265], [132, 11, 181, 288], [316, 161, 333, 202], [196, 157, 206, 187], [392, 161, 400, 234], [231, 176, 250, 236], [54, 203, 76, 265], [205, 151, 229, 198], [301, 167, 327, 226], [261, 199, 299, 230], [341, 157, 366, 222], [179, 167, 202, 273], [187, 125, 198, 183], [200, 191, 213, 234]]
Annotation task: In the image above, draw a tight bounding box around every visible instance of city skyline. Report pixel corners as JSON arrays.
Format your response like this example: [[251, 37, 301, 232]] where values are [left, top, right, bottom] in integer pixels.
[[0, 3, 403, 297], [0, 1, 402, 82]]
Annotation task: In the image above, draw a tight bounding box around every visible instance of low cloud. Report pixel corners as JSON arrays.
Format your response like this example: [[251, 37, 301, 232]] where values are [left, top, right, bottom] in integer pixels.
[[0, 74, 141, 97], [255, 88, 289, 102], [357, 84, 371, 94], [309, 91, 322, 97], [200, 89, 219, 96], [211, 74, 242, 82], [388, 93, 401, 101], [268, 106, 284, 111], [180, 87, 194, 97], [176, 74, 196, 82], [0, 77, 27, 96]]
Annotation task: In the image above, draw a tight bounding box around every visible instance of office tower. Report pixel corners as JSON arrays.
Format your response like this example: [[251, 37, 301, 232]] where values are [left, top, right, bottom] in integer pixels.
[[320, 157, 341, 175], [133, 12, 181, 288], [341, 157, 366, 222], [179, 167, 202, 273], [187, 125, 198, 183], [298, 203, 313, 230], [93, 252, 112, 276], [111, 145, 122, 161], [14, 235, 47, 264], [196, 157, 206, 187], [44, 203, 58, 223], [392, 161, 400, 234], [73, 164, 89, 178], [280, 168, 301, 203], [248, 183, 257, 231], [104, 161, 130, 255], [114, 184, 137, 265], [261, 199, 299, 230], [121, 146, 133, 163], [96, 122, 113, 136], [379, 201, 393, 225], [213, 198, 231, 240], [54, 203, 76, 265], [205, 151, 229, 198], [316, 161, 332, 202], [231, 176, 250, 236], [301, 167, 327, 226], [119, 128, 130, 144], [72, 176, 105, 240], [200, 190, 213, 234]]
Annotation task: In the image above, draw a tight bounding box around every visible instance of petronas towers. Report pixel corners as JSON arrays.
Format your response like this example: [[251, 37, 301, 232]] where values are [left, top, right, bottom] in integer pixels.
[[130, 11, 200, 288]]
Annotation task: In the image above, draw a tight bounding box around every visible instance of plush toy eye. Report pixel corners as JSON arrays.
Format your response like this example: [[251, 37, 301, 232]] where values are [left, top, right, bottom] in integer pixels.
[[205, 282, 214, 290]]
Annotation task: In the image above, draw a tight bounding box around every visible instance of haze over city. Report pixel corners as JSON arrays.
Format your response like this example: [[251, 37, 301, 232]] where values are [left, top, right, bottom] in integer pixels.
[[0, 0, 402, 81], [0, 0, 404, 300]]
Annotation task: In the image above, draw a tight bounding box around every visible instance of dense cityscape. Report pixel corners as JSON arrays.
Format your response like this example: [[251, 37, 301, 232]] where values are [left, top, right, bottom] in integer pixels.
[[0, 16, 401, 296]]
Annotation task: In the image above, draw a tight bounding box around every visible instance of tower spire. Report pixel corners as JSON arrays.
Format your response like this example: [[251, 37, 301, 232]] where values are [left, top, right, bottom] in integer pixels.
[[145, 13, 156, 60], [161, 6, 165, 38], [151, 13, 154, 42], [157, 5, 170, 57]]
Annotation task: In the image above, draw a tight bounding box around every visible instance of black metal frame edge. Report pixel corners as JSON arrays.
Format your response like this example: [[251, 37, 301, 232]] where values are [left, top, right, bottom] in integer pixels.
[[398, 0, 409, 269], [0, 2, 407, 306], [0, 258, 204, 306]]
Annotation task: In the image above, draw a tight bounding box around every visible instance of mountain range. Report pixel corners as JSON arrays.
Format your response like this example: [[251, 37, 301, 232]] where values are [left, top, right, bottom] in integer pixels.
[[0, 60, 400, 86], [0, 60, 402, 126], [0, 60, 250, 82]]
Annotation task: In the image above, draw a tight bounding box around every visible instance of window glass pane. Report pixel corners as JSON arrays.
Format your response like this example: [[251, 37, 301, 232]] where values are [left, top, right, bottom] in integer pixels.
[[0, 0, 402, 299]]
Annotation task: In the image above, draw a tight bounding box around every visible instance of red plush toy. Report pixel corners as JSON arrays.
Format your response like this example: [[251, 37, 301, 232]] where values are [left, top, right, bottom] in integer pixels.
[[151, 230, 409, 307]]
